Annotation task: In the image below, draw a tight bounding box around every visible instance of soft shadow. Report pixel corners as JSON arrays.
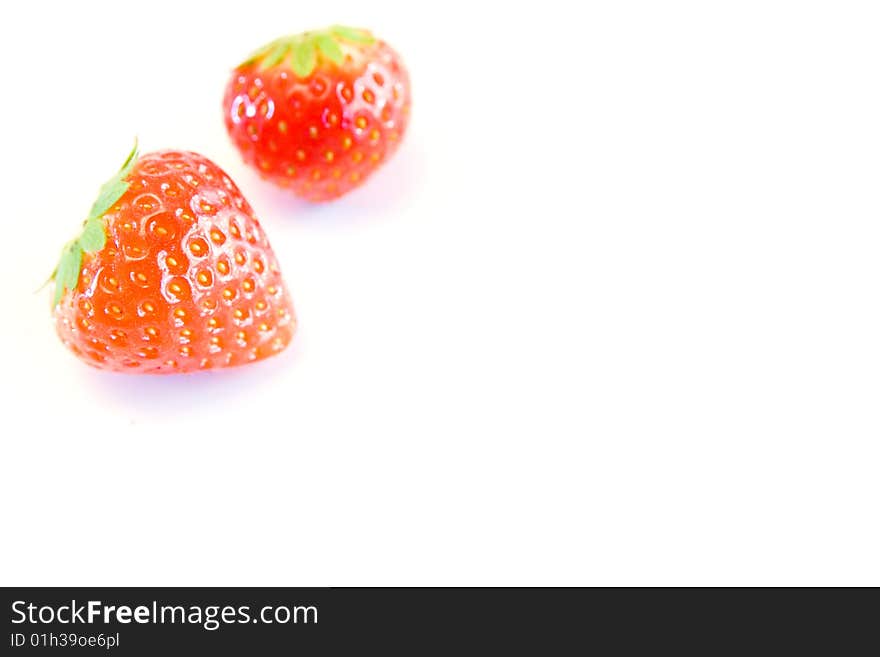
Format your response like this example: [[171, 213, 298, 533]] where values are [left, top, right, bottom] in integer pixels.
[[80, 341, 300, 419], [242, 140, 428, 228]]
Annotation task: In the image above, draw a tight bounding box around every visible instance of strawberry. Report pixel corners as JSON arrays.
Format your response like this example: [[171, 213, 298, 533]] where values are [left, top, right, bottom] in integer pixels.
[[223, 25, 411, 202], [52, 143, 296, 373]]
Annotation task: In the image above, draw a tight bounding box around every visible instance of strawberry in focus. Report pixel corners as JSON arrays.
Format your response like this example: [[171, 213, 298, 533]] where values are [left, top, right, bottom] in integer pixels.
[[52, 143, 296, 373], [223, 26, 411, 201]]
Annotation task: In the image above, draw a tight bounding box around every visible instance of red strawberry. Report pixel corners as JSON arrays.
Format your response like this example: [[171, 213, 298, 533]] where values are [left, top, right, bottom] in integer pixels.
[[52, 143, 296, 373], [223, 25, 411, 202]]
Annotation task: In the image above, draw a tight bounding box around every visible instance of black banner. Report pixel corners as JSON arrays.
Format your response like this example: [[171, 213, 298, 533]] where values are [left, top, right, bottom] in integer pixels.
[[0, 588, 873, 654]]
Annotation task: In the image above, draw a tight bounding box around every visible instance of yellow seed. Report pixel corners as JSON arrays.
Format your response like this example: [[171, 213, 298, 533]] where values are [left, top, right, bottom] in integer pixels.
[[325, 151, 334, 162], [355, 116, 367, 129], [342, 136, 352, 150]]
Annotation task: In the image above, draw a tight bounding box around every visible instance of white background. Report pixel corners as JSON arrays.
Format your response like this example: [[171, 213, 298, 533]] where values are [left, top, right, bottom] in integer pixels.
[[0, 1, 878, 585]]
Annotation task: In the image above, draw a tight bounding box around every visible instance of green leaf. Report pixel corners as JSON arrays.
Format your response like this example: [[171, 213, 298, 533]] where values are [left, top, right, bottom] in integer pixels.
[[331, 25, 375, 44], [241, 27, 374, 71], [239, 43, 271, 68], [88, 179, 126, 220], [88, 138, 139, 220], [315, 34, 344, 65], [53, 242, 82, 307], [260, 40, 289, 69], [47, 141, 137, 308], [292, 38, 317, 77], [78, 218, 106, 253], [240, 37, 285, 68]]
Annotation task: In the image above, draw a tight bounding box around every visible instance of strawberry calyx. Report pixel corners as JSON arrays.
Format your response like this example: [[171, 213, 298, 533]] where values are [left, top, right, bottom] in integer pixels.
[[241, 25, 375, 77], [51, 140, 139, 307]]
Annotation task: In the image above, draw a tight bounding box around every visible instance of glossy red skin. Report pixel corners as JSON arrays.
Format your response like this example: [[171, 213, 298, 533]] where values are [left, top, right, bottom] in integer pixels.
[[55, 151, 296, 373], [223, 39, 411, 201]]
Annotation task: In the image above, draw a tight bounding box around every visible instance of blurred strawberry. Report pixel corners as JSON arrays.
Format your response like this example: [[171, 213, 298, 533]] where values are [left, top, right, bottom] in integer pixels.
[[223, 25, 411, 201]]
